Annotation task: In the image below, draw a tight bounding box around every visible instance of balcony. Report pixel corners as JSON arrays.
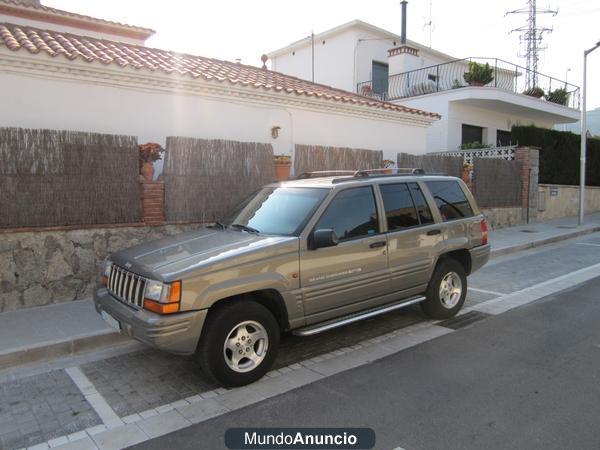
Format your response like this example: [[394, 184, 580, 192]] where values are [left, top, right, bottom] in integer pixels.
[[357, 57, 580, 110]]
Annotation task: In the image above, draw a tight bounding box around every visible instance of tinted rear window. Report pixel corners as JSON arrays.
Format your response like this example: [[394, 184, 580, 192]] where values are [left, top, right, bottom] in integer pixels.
[[425, 181, 474, 221], [380, 183, 419, 230], [408, 183, 434, 225]]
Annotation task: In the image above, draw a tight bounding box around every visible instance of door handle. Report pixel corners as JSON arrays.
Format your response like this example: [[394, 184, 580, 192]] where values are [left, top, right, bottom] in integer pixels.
[[369, 241, 387, 248], [426, 229, 441, 236]]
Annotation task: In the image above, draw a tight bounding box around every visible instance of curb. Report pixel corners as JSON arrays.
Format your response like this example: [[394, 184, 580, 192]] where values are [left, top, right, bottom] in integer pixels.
[[490, 226, 600, 258], [1, 226, 598, 371], [0, 329, 129, 371]]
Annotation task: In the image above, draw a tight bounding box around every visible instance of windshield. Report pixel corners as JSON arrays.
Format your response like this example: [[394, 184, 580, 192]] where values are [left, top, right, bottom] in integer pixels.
[[223, 187, 328, 236]]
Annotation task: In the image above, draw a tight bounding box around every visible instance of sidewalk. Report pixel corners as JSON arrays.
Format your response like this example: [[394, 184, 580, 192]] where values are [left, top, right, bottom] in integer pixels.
[[1, 213, 600, 372]]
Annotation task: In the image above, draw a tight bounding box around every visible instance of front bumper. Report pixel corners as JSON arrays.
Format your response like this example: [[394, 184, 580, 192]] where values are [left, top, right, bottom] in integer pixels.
[[470, 243, 491, 274], [93, 285, 207, 355]]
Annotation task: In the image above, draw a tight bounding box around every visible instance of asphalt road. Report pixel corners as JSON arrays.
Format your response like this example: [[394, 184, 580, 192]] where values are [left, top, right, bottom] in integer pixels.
[[134, 275, 600, 450]]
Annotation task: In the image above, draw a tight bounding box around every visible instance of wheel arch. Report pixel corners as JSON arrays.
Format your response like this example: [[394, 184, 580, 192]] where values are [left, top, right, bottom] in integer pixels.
[[208, 289, 289, 331], [437, 249, 472, 275]]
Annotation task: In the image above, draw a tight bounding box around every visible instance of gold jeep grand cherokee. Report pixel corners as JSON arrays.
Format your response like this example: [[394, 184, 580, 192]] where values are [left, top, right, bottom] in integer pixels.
[[94, 169, 490, 387]]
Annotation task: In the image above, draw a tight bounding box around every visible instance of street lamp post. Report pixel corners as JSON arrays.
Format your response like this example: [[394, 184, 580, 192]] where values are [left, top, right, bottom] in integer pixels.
[[579, 41, 600, 226]]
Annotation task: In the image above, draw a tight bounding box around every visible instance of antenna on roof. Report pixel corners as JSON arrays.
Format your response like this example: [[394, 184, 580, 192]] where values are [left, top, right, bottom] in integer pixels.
[[423, 0, 435, 48]]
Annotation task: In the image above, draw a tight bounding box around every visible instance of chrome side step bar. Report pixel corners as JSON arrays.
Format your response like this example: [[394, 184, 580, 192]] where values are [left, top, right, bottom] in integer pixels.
[[292, 295, 426, 337]]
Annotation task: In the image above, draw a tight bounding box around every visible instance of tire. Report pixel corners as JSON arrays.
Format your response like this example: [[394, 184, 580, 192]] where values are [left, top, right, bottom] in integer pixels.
[[197, 300, 280, 387], [421, 258, 467, 319]]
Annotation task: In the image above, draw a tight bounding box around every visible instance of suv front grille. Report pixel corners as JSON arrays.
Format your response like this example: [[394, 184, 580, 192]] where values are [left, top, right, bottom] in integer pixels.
[[108, 265, 147, 308]]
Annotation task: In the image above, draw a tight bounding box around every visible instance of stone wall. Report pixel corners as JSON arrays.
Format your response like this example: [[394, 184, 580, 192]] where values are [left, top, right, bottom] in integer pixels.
[[537, 184, 600, 221], [482, 207, 526, 230], [0, 224, 202, 312]]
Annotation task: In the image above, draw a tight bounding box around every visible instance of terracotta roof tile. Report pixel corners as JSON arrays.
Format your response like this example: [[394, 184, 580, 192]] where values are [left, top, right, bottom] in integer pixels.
[[0, 0, 154, 34], [0, 23, 440, 119]]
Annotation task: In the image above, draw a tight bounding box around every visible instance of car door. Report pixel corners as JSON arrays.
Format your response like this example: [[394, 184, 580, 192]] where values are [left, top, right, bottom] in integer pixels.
[[299, 185, 389, 322], [379, 182, 442, 293]]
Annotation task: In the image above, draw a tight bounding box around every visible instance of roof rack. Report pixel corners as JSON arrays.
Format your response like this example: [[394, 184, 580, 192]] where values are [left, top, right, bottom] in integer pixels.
[[294, 168, 447, 183], [295, 170, 358, 179]]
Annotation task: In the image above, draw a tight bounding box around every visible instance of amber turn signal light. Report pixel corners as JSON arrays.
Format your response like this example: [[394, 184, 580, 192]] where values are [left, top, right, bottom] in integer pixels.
[[143, 299, 180, 314], [143, 281, 182, 314], [168, 281, 181, 303]]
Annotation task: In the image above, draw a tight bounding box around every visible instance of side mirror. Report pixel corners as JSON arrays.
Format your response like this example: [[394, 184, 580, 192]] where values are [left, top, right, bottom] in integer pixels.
[[310, 229, 339, 250]]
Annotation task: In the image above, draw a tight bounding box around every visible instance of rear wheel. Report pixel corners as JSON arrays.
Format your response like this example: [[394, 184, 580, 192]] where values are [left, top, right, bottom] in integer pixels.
[[197, 300, 279, 387], [421, 258, 467, 319]]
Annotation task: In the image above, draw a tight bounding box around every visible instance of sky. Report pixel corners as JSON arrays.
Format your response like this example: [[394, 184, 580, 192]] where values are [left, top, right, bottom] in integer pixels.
[[45, 0, 600, 110]]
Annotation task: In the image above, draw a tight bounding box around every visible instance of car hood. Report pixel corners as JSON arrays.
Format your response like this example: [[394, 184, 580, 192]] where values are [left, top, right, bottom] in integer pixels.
[[109, 228, 297, 281]]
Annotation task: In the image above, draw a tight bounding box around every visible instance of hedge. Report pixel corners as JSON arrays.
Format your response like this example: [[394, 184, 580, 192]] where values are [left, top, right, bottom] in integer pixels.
[[511, 125, 600, 186]]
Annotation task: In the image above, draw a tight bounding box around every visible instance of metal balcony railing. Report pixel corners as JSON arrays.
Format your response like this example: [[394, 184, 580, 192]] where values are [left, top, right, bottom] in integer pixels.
[[357, 57, 581, 110]]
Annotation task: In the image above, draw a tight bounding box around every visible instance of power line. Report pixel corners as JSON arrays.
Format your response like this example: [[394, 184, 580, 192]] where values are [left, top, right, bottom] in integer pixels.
[[506, 0, 558, 88]]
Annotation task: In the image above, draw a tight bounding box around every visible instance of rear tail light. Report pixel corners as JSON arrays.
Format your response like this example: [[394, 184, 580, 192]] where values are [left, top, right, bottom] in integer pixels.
[[481, 218, 488, 246]]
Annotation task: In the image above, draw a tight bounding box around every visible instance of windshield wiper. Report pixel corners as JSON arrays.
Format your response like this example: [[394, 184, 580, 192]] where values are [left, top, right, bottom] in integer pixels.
[[230, 223, 260, 234], [208, 221, 227, 230]]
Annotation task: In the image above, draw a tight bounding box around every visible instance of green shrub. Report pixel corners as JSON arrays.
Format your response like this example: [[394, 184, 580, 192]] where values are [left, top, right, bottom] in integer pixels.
[[545, 88, 569, 106], [459, 142, 493, 150], [511, 125, 600, 186], [523, 86, 545, 98], [463, 61, 494, 86]]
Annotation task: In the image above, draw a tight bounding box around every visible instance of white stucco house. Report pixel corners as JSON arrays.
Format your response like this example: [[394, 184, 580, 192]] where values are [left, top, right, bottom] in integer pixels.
[[268, 17, 580, 152], [0, 0, 439, 171]]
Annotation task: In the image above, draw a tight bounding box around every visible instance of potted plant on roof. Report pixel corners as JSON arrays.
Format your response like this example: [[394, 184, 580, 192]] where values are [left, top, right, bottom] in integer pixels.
[[273, 154, 292, 181], [523, 86, 545, 98], [382, 159, 396, 174], [545, 87, 569, 106], [463, 61, 494, 87], [139, 142, 163, 182]]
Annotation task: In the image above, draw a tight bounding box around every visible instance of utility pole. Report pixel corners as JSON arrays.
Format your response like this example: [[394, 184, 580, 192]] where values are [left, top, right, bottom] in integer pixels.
[[579, 41, 600, 226], [506, 0, 557, 88]]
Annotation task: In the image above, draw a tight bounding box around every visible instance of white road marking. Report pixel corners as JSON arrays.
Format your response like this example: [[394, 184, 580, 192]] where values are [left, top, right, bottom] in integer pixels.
[[468, 287, 505, 296], [471, 261, 600, 316], [65, 366, 122, 426], [575, 242, 600, 247]]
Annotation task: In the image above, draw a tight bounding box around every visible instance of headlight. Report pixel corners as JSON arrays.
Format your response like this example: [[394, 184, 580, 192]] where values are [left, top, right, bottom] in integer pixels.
[[101, 260, 112, 286], [143, 280, 182, 315], [144, 280, 164, 301]]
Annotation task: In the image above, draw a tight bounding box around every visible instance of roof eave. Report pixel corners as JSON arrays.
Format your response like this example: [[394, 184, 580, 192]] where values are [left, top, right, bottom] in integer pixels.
[[0, 2, 155, 40], [0, 46, 439, 125]]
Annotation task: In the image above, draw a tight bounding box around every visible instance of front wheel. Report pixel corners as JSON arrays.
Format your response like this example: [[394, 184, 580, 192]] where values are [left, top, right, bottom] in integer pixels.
[[197, 300, 280, 387], [421, 258, 467, 319]]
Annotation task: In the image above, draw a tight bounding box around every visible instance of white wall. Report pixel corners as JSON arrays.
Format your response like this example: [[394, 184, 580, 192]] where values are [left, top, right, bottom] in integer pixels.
[[270, 31, 358, 93], [400, 94, 554, 152], [354, 32, 397, 89], [0, 72, 428, 173], [445, 102, 553, 151]]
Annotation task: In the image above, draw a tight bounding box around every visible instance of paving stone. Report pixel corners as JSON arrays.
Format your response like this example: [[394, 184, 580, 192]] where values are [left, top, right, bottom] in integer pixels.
[[90, 423, 147, 450], [136, 410, 190, 439], [0, 370, 101, 449], [54, 436, 98, 450], [214, 387, 265, 412], [47, 435, 69, 447], [177, 398, 229, 424]]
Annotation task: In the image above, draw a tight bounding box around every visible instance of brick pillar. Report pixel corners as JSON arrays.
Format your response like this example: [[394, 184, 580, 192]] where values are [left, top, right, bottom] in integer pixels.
[[515, 146, 539, 224], [141, 181, 165, 225]]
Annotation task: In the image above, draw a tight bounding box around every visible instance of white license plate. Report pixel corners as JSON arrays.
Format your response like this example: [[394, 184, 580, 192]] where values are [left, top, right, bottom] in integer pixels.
[[101, 311, 121, 331]]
